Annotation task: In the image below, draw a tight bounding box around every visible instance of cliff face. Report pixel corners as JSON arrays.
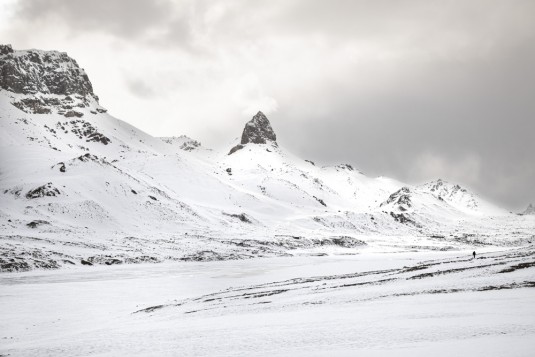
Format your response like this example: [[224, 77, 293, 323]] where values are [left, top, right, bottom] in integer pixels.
[[229, 111, 277, 155], [0, 44, 105, 116], [240, 111, 277, 145]]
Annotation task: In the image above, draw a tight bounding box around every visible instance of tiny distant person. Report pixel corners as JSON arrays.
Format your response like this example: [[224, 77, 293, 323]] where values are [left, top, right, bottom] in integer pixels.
[[472, 251, 476, 259]]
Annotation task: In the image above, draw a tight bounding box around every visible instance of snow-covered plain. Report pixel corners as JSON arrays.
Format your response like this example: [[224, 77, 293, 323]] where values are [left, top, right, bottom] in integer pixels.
[[1, 248, 534, 356]]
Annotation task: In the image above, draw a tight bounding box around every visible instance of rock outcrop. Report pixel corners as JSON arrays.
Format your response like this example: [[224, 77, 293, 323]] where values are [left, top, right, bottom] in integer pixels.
[[25, 182, 61, 199], [160, 136, 201, 151], [381, 187, 413, 211], [229, 111, 277, 155], [0, 44, 105, 116], [241, 111, 277, 144]]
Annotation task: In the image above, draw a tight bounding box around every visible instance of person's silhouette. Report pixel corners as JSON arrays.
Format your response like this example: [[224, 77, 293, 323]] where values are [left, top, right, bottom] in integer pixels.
[[472, 251, 476, 259]]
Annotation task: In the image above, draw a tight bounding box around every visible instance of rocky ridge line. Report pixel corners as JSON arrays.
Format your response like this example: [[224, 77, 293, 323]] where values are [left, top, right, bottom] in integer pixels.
[[0, 44, 106, 117]]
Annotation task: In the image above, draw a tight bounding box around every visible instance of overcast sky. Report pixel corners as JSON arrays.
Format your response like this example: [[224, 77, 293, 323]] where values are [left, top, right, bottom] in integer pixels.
[[1, 0, 534, 210]]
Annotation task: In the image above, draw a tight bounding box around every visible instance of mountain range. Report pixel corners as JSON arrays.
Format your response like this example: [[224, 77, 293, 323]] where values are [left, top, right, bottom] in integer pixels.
[[1, 44, 533, 271]]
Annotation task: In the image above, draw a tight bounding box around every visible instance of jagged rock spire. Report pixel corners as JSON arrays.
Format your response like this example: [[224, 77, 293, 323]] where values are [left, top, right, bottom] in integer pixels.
[[241, 111, 277, 145], [229, 111, 277, 155]]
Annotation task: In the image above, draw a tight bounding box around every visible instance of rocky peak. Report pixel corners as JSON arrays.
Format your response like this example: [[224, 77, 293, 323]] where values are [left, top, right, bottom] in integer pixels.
[[241, 111, 277, 145], [0, 44, 105, 117], [424, 179, 466, 195], [0, 44, 97, 99], [228, 111, 277, 155], [160, 136, 201, 151], [381, 187, 413, 211]]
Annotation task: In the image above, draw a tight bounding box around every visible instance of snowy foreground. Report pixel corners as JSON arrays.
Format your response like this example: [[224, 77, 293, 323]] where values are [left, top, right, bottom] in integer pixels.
[[1, 247, 534, 356]]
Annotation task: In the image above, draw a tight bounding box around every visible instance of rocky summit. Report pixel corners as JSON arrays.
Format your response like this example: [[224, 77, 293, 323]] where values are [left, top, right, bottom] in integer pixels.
[[0, 44, 96, 98], [229, 111, 277, 154], [0, 44, 105, 117], [241, 111, 277, 145]]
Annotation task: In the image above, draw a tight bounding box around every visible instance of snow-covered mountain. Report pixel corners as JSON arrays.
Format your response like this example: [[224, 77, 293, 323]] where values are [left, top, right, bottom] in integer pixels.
[[1, 45, 533, 271]]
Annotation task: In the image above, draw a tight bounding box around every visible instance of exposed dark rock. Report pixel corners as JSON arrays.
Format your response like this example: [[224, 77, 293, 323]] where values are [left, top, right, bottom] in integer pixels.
[[224, 212, 253, 223], [329, 236, 367, 248], [4, 187, 22, 197], [86, 255, 124, 265], [228, 111, 277, 155], [64, 110, 84, 118], [381, 187, 412, 209], [305, 159, 315, 166], [228, 144, 244, 155], [422, 179, 477, 210], [180, 250, 248, 262], [313, 196, 327, 207], [26, 220, 50, 228], [181, 139, 201, 151], [12, 98, 52, 114], [160, 136, 201, 151], [81, 259, 93, 266], [148, 195, 158, 201], [25, 182, 60, 199], [0, 44, 97, 99], [1, 260, 31, 272], [0, 44, 13, 55], [0, 250, 60, 272], [240, 111, 277, 145], [389, 212, 420, 227], [86, 132, 110, 145], [57, 119, 111, 145], [0, 45, 106, 115], [336, 164, 354, 171], [77, 153, 97, 162], [226, 168, 232, 175], [499, 261, 535, 273], [105, 259, 122, 265]]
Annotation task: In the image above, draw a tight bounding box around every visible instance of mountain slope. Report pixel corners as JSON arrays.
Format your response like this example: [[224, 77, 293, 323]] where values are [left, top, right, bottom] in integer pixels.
[[1, 44, 533, 272]]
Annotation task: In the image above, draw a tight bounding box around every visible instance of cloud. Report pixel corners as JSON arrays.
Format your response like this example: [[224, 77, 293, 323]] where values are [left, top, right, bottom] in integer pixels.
[[232, 73, 278, 116], [410, 153, 482, 187], [125, 78, 157, 99], [13, 0, 176, 39]]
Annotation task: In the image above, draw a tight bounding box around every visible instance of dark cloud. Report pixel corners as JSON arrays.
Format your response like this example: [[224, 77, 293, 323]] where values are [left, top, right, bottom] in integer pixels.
[[14, 0, 176, 39], [276, 39, 535, 210]]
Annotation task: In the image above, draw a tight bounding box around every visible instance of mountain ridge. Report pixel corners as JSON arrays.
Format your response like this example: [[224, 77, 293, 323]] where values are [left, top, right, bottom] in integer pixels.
[[1, 45, 533, 272]]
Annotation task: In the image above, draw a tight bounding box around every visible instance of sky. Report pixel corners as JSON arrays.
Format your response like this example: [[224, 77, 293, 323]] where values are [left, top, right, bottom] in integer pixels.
[[1, 0, 534, 211]]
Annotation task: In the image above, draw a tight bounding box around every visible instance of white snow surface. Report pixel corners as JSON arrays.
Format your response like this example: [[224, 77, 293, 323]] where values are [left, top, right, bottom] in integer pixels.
[[1, 248, 534, 356]]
